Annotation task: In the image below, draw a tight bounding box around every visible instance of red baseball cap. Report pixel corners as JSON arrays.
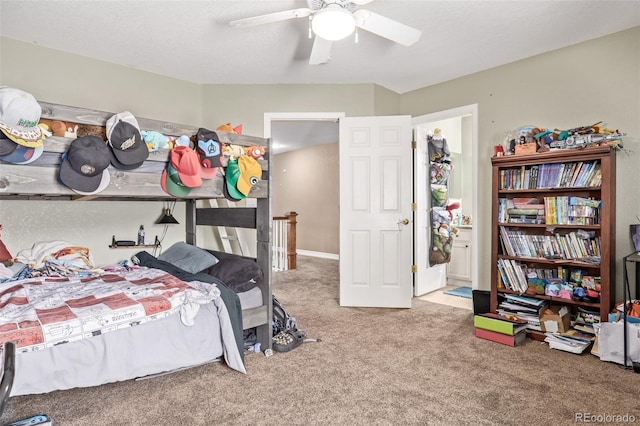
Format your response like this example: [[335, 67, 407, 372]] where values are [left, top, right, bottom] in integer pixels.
[[170, 146, 203, 188]]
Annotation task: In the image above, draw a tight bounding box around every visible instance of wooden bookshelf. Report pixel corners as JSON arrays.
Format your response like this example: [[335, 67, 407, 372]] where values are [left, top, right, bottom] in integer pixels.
[[490, 146, 616, 321]]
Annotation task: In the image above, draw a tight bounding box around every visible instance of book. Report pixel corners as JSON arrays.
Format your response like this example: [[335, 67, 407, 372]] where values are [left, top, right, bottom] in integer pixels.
[[475, 327, 527, 346], [544, 333, 592, 354], [503, 294, 547, 308], [474, 314, 529, 335], [559, 329, 595, 342], [498, 309, 542, 331], [507, 208, 545, 216], [512, 197, 544, 208]]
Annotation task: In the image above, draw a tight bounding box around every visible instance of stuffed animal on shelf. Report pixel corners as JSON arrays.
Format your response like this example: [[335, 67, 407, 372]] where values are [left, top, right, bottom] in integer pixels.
[[173, 135, 192, 148], [223, 144, 245, 161], [141, 130, 170, 151], [217, 122, 243, 134], [246, 145, 267, 160], [39, 118, 79, 138]]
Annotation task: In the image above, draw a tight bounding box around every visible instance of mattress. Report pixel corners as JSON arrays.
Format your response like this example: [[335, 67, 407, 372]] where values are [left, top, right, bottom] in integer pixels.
[[237, 286, 263, 311], [0, 266, 246, 396], [12, 302, 224, 396]]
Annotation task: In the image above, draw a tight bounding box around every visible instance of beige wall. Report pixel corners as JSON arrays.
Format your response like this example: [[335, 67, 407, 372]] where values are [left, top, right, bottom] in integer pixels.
[[0, 38, 203, 125], [400, 27, 640, 296], [272, 143, 339, 255], [373, 85, 401, 116], [202, 84, 376, 137], [1, 27, 639, 298], [0, 37, 375, 264]]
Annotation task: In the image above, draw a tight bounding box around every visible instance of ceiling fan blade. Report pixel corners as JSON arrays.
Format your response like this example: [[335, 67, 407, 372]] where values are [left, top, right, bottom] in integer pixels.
[[353, 9, 421, 46], [229, 8, 313, 27], [309, 36, 333, 65]]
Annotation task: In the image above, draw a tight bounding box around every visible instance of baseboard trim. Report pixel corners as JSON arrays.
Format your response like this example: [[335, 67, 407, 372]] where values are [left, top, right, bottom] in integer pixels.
[[297, 250, 339, 260]]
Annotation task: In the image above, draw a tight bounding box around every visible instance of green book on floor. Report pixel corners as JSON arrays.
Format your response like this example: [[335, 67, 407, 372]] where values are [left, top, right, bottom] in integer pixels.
[[474, 314, 528, 336]]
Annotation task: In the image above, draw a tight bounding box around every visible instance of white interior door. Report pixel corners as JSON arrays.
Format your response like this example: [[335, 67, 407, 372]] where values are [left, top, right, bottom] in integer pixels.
[[339, 116, 413, 308]]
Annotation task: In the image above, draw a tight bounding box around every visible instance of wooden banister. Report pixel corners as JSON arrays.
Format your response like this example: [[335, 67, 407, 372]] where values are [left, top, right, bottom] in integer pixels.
[[272, 211, 298, 269], [285, 212, 298, 269]]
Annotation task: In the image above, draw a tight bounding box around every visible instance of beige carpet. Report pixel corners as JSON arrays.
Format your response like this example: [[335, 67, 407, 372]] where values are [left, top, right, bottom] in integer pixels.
[[2, 256, 639, 425]]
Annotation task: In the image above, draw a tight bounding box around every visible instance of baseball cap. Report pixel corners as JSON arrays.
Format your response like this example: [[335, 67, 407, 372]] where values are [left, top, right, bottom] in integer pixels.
[[237, 155, 262, 196], [223, 178, 242, 202], [0, 144, 44, 164], [107, 148, 143, 171], [0, 87, 45, 147], [105, 111, 148, 168], [59, 136, 111, 194], [161, 162, 192, 197], [196, 128, 223, 179], [0, 130, 43, 164], [170, 146, 203, 188], [174, 135, 192, 147], [0, 133, 18, 156], [225, 159, 246, 200]]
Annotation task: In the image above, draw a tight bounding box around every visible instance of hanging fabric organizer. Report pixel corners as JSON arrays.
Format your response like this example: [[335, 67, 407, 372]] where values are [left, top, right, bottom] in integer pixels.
[[428, 129, 458, 266]]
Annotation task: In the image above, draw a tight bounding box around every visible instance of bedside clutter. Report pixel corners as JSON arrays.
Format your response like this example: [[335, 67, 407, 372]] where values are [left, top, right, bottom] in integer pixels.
[[475, 292, 640, 367], [474, 313, 528, 347], [475, 294, 596, 355]]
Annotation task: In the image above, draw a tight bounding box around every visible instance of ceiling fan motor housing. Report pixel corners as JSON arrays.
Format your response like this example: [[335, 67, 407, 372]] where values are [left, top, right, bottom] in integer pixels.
[[308, 0, 359, 13]]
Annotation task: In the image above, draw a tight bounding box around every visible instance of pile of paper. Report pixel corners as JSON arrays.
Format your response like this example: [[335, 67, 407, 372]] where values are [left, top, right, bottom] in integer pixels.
[[544, 332, 592, 354]]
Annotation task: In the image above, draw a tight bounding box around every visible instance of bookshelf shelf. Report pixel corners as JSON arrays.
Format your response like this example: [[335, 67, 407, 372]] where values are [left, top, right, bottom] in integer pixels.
[[496, 288, 602, 310], [497, 255, 601, 269], [498, 187, 601, 194], [491, 146, 616, 321], [498, 222, 600, 230], [109, 244, 159, 249]]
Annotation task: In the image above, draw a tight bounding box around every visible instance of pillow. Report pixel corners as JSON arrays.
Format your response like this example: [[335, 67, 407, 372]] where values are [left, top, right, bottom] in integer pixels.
[[158, 242, 218, 274], [205, 256, 263, 293]]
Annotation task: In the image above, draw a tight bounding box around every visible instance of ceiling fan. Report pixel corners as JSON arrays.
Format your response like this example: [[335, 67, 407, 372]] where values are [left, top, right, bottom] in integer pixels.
[[229, 0, 422, 65]]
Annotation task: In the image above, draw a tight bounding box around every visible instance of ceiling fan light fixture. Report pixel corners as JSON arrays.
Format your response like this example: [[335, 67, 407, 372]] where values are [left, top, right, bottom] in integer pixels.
[[312, 6, 355, 41]]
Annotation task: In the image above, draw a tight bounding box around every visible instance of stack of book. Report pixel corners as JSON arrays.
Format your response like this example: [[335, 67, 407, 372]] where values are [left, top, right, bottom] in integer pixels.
[[509, 197, 545, 224], [497, 294, 548, 331], [544, 332, 593, 354], [474, 313, 529, 346], [498, 226, 601, 262]]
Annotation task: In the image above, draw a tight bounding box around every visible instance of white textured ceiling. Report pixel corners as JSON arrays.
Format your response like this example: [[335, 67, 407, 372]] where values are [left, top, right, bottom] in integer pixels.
[[1, 0, 638, 153], [1, 0, 638, 94]]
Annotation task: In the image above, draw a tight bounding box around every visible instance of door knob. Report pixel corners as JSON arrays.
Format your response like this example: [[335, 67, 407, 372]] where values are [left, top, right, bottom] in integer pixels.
[[398, 218, 410, 225]]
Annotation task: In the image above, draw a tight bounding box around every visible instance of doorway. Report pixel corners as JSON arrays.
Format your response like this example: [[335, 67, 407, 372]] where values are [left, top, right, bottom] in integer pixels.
[[265, 107, 479, 308], [264, 112, 344, 260]]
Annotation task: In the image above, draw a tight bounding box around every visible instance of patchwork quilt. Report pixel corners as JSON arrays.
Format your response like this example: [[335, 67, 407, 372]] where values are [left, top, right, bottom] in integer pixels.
[[0, 267, 220, 353]]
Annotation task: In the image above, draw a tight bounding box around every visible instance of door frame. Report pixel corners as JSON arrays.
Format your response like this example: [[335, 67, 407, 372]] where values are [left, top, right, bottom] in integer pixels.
[[412, 104, 479, 290], [264, 112, 346, 139], [265, 107, 479, 293], [264, 111, 346, 259]]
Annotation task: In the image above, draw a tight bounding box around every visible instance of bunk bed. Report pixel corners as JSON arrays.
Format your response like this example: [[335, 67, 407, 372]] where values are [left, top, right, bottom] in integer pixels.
[[0, 101, 272, 396]]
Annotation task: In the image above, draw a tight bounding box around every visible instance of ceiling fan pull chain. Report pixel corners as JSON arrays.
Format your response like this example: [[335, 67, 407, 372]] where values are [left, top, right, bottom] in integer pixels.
[[308, 16, 313, 39], [355, 27, 359, 43]]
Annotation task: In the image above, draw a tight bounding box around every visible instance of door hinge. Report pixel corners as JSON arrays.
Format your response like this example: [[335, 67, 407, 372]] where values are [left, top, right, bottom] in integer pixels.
[[411, 203, 417, 211], [412, 264, 417, 273], [411, 140, 417, 149]]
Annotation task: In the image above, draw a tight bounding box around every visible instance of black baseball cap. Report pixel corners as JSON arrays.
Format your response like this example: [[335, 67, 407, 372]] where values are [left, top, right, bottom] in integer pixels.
[[59, 136, 111, 193]]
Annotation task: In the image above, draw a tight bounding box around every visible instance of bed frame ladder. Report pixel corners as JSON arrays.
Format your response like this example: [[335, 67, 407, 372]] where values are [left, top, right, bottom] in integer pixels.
[[208, 198, 250, 256]]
